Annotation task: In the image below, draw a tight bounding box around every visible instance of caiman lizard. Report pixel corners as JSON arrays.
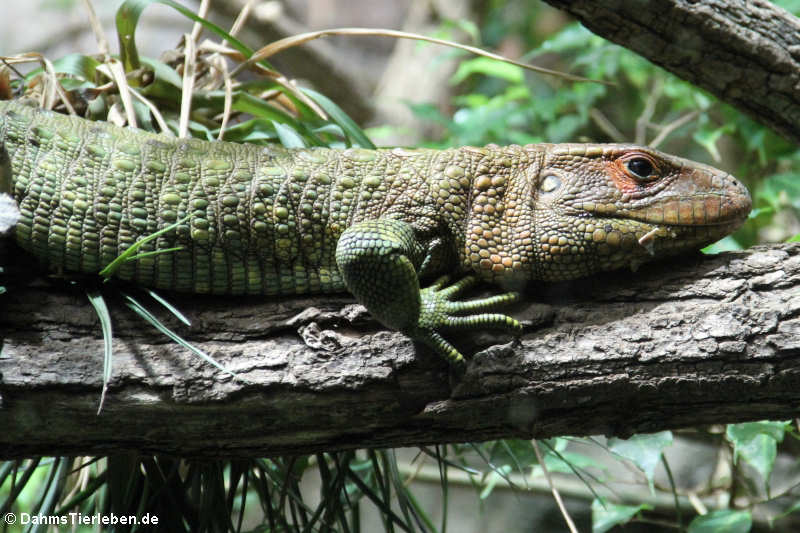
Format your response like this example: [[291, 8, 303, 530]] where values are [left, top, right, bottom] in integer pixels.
[[0, 100, 752, 362]]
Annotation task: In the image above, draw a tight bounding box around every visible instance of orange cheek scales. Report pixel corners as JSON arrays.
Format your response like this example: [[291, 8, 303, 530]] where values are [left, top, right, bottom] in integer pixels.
[[604, 160, 643, 194]]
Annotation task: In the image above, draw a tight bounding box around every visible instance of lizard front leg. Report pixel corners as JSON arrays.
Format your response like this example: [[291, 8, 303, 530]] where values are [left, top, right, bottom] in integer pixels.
[[335, 219, 521, 364]]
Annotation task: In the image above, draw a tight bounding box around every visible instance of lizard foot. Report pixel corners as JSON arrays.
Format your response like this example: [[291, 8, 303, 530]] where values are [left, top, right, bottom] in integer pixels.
[[408, 275, 522, 364]]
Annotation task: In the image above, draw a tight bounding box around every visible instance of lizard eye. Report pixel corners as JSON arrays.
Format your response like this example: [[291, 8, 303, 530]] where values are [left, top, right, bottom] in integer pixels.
[[624, 157, 656, 181]]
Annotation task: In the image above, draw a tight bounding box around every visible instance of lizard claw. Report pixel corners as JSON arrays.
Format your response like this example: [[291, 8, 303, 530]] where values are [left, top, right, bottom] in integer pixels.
[[408, 275, 522, 364]]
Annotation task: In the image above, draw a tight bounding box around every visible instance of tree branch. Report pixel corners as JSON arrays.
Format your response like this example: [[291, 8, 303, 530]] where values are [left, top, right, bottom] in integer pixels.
[[1, 243, 798, 458], [542, 0, 800, 144]]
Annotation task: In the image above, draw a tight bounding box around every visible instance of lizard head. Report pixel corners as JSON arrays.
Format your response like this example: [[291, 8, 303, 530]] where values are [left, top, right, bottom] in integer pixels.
[[526, 143, 751, 281], [462, 143, 751, 285]]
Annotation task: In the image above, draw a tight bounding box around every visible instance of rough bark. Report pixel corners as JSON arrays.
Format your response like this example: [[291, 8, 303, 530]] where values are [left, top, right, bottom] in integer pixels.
[[542, 0, 800, 144], [1, 242, 798, 459]]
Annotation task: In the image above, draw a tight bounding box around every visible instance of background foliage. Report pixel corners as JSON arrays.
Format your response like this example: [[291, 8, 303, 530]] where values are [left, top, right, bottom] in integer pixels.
[[1, 1, 800, 532]]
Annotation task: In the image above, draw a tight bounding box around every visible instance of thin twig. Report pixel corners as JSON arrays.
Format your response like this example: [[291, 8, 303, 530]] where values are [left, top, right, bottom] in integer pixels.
[[532, 439, 579, 533], [590, 108, 626, 143], [190, 0, 211, 42], [179, 33, 197, 139], [688, 492, 708, 515], [41, 56, 77, 114], [129, 88, 174, 136], [231, 27, 609, 85], [649, 110, 700, 149], [227, 0, 256, 41], [636, 77, 663, 144], [81, 0, 110, 57], [2, 53, 76, 114], [661, 455, 683, 529], [218, 61, 233, 141], [102, 59, 136, 127]]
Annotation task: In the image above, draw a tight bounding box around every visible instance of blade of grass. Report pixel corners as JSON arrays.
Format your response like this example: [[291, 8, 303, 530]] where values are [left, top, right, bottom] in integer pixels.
[[86, 290, 113, 414], [0, 460, 16, 487], [28, 457, 70, 533], [542, 439, 606, 504], [0, 459, 41, 516], [99, 214, 190, 279], [435, 446, 448, 533], [232, 91, 326, 144], [468, 442, 521, 492], [366, 451, 397, 533], [533, 440, 578, 533], [383, 449, 436, 533], [53, 470, 109, 515], [417, 446, 481, 476], [123, 294, 240, 379], [301, 455, 348, 533], [343, 464, 412, 533], [146, 289, 191, 327]]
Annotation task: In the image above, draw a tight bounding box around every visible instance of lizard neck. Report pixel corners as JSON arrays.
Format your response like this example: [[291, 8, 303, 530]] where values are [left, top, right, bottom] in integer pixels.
[[462, 144, 541, 289]]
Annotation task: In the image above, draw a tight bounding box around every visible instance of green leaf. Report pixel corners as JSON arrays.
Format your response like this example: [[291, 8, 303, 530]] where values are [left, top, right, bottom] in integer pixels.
[[488, 438, 541, 468], [545, 114, 584, 143], [591, 499, 649, 533], [141, 57, 183, 88], [771, 499, 800, 526], [302, 88, 376, 149], [534, 23, 596, 55], [231, 92, 309, 132], [608, 431, 673, 493], [272, 121, 307, 148], [692, 124, 733, 162], [702, 235, 744, 254], [479, 464, 512, 500], [748, 206, 774, 219], [451, 56, 525, 85], [726, 421, 788, 486], [757, 172, 800, 212], [788, 233, 800, 242], [116, 0, 253, 73], [538, 449, 606, 475], [51, 53, 102, 81], [772, 0, 800, 16], [688, 510, 752, 533], [216, 118, 277, 143]]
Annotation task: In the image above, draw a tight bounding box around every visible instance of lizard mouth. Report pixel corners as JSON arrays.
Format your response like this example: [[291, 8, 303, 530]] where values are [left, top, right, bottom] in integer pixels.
[[619, 191, 752, 228], [632, 211, 749, 259]]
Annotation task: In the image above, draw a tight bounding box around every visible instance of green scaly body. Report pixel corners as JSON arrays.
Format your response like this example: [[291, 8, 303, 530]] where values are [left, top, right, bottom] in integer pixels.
[[0, 101, 752, 362]]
